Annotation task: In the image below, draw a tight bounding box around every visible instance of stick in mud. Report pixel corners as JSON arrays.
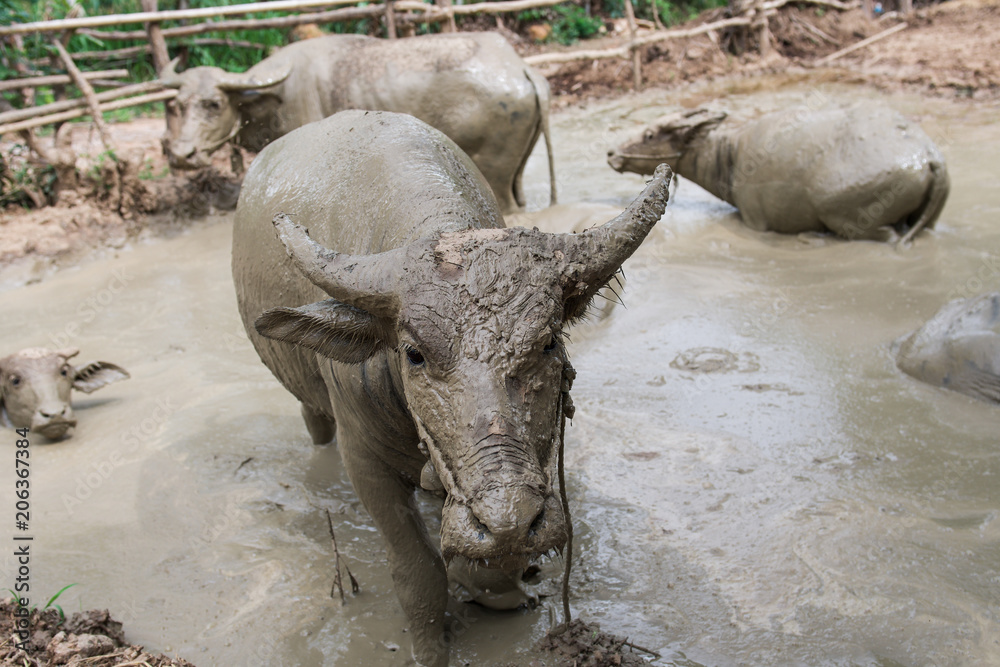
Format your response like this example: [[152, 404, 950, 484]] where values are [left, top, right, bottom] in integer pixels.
[[325, 508, 359, 603]]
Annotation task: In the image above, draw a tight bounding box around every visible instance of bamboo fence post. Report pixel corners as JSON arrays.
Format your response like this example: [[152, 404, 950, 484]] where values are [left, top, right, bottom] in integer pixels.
[[51, 38, 114, 150], [438, 0, 457, 32], [7, 34, 35, 106], [753, 0, 771, 56], [623, 0, 642, 90], [141, 0, 179, 138], [385, 0, 398, 38]]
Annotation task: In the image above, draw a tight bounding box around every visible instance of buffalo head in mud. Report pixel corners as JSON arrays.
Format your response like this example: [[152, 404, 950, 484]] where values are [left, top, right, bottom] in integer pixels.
[[607, 108, 728, 175], [0, 347, 129, 440], [254, 200, 676, 570], [159, 58, 290, 170]]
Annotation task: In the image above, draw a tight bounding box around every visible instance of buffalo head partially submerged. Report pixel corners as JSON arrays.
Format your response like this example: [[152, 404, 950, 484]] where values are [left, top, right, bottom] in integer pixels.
[[0, 347, 129, 440], [232, 109, 671, 666]]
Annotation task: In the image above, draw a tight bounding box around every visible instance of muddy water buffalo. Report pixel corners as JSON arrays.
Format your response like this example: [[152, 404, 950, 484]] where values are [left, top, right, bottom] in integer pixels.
[[232, 110, 671, 665], [161, 32, 556, 214], [608, 101, 949, 243], [0, 347, 129, 440], [895, 293, 1000, 404]]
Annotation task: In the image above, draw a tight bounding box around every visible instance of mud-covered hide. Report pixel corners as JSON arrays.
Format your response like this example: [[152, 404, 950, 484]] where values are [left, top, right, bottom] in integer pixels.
[[0, 347, 130, 440], [160, 32, 555, 214], [895, 293, 1000, 404], [608, 101, 949, 243], [231, 110, 671, 667]]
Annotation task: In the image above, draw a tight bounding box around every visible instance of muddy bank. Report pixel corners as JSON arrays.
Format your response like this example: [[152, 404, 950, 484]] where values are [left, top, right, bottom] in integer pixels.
[[535, 0, 1000, 106], [0, 599, 194, 666]]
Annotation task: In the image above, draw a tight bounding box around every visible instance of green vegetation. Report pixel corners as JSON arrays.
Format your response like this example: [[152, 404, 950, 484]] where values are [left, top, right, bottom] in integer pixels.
[[7, 584, 79, 623]]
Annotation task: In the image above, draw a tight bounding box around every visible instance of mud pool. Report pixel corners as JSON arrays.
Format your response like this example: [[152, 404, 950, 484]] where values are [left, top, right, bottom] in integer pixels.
[[2, 78, 998, 666]]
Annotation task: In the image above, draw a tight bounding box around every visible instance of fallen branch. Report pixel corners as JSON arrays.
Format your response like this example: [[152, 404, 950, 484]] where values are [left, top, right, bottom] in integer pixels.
[[76, 5, 384, 41], [0, 90, 177, 136], [813, 21, 906, 65], [763, 0, 859, 10], [790, 13, 839, 45], [0, 69, 128, 92], [0, 81, 166, 125]]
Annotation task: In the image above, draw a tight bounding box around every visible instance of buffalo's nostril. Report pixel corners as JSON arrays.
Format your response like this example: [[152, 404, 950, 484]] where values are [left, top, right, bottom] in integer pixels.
[[472, 488, 545, 545], [39, 406, 66, 419], [528, 507, 545, 537]]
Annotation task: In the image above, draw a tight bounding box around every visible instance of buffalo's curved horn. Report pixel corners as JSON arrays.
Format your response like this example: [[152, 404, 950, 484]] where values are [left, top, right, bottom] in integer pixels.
[[158, 57, 183, 88], [558, 164, 672, 311], [217, 63, 293, 92], [272, 213, 402, 318]]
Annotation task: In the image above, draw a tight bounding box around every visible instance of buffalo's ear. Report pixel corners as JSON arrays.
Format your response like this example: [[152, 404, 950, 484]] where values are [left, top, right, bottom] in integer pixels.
[[73, 362, 130, 394], [234, 90, 282, 123], [255, 299, 395, 365]]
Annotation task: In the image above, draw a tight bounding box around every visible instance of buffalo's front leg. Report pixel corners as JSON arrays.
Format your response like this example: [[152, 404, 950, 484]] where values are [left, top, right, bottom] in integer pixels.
[[340, 439, 449, 666]]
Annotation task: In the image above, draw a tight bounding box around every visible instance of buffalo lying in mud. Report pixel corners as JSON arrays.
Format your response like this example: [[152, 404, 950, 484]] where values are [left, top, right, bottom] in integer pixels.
[[895, 292, 1000, 404], [232, 109, 672, 666], [0, 347, 129, 440], [160, 32, 555, 214], [608, 101, 949, 244]]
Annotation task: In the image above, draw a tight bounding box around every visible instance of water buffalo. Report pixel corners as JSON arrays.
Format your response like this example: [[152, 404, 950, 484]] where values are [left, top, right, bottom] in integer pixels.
[[607, 101, 949, 244], [160, 32, 556, 214], [232, 109, 671, 665], [895, 292, 1000, 404], [0, 347, 130, 440]]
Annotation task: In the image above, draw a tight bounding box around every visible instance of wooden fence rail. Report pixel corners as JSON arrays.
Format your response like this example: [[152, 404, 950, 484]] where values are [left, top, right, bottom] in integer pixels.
[[0, 0, 366, 36]]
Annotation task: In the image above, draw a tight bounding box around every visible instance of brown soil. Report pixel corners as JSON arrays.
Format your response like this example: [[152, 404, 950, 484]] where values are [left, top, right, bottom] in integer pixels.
[[0, 599, 195, 666], [532, 0, 1000, 106], [536, 619, 655, 666]]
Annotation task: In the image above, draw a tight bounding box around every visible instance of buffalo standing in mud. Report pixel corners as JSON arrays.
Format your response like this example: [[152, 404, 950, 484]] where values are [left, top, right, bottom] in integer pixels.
[[161, 32, 556, 214], [0, 347, 129, 440], [895, 292, 1000, 404], [608, 101, 949, 243], [232, 110, 671, 665]]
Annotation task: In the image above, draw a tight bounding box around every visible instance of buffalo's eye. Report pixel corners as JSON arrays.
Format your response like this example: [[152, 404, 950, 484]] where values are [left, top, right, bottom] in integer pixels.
[[644, 130, 655, 141], [203, 100, 222, 111], [60, 367, 70, 377], [10, 375, 21, 387], [544, 336, 558, 353], [405, 347, 425, 366]]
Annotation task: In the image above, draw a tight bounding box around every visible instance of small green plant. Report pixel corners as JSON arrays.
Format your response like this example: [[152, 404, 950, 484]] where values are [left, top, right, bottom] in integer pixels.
[[7, 583, 78, 623]]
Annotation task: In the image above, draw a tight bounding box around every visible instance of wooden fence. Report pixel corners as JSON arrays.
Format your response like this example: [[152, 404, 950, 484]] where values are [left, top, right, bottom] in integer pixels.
[[0, 0, 890, 139]]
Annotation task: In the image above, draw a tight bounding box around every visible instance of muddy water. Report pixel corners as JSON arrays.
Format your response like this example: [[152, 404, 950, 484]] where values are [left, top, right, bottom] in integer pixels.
[[2, 78, 998, 666]]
